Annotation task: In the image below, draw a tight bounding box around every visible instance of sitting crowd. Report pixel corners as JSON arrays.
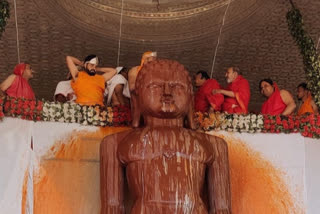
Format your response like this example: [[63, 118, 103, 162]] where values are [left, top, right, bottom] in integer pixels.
[[0, 52, 318, 117]]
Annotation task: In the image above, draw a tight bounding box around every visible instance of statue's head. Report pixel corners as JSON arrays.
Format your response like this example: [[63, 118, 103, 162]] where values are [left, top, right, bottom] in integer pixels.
[[135, 59, 195, 128]]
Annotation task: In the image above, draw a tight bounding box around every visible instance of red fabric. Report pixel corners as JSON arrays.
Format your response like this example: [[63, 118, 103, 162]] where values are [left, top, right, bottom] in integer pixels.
[[222, 75, 250, 114], [195, 79, 224, 112], [5, 63, 35, 99], [261, 83, 286, 115], [13, 63, 26, 76]]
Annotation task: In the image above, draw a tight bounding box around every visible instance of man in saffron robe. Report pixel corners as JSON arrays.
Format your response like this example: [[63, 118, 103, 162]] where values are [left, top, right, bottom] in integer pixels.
[[66, 55, 117, 106], [213, 67, 250, 114], [0, 63, 35, 99], [194, 70, 224, 112], [260, 78, 296, 115], [128, 51, 157, 127], [296, 82, 318, 115]]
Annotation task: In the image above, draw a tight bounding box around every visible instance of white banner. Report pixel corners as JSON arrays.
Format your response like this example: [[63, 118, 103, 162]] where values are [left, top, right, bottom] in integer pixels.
[[0, 118, 33, 214], [1, 118, 320, 213]]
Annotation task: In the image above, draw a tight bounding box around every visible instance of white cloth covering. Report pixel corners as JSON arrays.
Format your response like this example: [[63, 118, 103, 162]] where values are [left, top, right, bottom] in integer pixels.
[[104, 74, 130, 105], [54, 80, 76, 101]]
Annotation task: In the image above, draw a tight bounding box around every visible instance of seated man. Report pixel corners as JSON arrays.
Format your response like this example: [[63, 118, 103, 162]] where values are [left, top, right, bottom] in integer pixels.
[[213, 67, 250, 114], [66, 55, 116, 106], [296, 82, 318, 115], [104, 67, 130, 106], [128, 51, 157, 127], [54, 72, 76, 103], [100, 59, 231, 214], [260, 78, 296, 115], [194, 70, 224, 112], [0, 63, 35, 99]]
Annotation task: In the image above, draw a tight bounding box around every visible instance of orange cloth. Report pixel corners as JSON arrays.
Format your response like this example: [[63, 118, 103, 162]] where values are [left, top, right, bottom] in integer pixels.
[[297, 95, 314, 116], [6, 63, 35, 99], [137, 51, 154, 72], [222, 75, 250, 114], [261, 83, 287, 115], [71, 72, 105, 106]]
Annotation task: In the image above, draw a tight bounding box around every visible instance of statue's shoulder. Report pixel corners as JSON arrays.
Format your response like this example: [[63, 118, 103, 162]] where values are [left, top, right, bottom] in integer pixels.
[[191, 130, 227, 146], [101, 129, 134, 145]]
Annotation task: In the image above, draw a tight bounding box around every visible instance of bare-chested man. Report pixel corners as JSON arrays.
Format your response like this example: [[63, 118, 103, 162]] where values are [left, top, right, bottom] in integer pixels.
[[128, 51, 157, 127], [100, 59, 231, 214]]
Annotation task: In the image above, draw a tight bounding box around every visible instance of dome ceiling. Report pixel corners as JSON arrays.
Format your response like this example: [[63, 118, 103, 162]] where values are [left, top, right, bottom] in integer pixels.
[[1, 0, 320, 110], [33, 0, 269, 41]]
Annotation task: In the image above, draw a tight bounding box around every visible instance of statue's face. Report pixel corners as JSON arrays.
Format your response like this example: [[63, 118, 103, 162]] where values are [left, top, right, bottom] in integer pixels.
[[138, 68, 191, 118]]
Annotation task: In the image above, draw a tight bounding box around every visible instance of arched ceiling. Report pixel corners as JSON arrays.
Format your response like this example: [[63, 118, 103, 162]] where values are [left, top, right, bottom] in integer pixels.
[[33, 0, 269, 41], [0, 0, 320, 111]]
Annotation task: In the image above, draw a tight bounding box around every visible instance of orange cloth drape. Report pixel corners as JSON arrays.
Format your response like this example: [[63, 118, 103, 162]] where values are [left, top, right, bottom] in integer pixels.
[[137, 51, 154, 72], [222, 75, 250, 114], [71, 72, 105, 106], [297, 95, 314, 116], [6, 63, 35, 99], [261, 83, 287, 115]]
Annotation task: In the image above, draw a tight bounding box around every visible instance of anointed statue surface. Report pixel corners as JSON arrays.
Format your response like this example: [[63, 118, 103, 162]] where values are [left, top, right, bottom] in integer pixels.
[[100, 59, 231, 214]]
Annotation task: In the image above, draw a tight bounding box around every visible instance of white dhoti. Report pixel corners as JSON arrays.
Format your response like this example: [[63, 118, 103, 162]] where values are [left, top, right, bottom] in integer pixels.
[[54, 80, 76, 101], [104, 74, 130, 105]]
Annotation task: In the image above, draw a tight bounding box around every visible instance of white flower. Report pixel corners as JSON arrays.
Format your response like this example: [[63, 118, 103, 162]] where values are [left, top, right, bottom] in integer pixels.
[[232, 118, 238, 127], [49, 108, 55, 114], [69, 108, 75, 115], [43, 107, 48, 113], [63, 103, 69, 110], [257, 119, 263, 125], [251, 114, 257, 120]]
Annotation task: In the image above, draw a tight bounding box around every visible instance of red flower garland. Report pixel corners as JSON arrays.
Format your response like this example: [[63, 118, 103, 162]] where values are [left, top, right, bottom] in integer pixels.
[[3, 96, 43, 121], [0, 97, 4, 120]]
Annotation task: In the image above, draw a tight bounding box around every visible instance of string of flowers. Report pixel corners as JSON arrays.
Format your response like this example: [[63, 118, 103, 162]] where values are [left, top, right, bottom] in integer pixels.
[[3, 96, 43, 121], [0, 97, 4, 120], [0, 96, 131, 126], [1, 96, 320, 138], [287, 5, 320, 106], [42, 101, 131, 126], [195, 111, 320, 139], [0, 0, 10, 38], [195, 112, 264, 133]]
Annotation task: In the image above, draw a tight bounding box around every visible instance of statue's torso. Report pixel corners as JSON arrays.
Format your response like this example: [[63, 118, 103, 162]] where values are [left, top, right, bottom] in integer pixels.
[[118, 127, 214, 213]]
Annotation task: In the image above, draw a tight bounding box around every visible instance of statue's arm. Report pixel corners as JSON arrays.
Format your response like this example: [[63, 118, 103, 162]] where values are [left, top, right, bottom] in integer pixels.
[[100, 131, 130, 214], [207, 136, 232, 214]]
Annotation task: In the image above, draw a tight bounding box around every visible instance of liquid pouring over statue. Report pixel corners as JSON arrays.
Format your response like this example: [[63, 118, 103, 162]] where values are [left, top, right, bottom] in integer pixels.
[[100, 59, 231, 214]]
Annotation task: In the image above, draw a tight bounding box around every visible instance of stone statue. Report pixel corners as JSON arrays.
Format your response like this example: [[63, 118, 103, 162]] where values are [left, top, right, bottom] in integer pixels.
[[100, 59, 231, 214]]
